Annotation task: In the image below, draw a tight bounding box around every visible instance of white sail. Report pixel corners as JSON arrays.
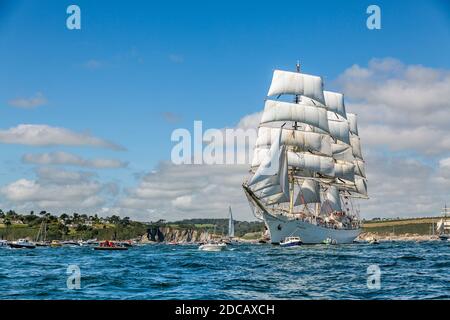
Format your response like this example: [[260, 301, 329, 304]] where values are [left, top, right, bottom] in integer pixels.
[[335, 162, 355, 182], [294, 179, 321, 205], [249, 127, 290, 205], [287, 152, 335, 177], [261, 100, 329, 133], [354, 176, 368, 197], [258, 147, 290, 205], [331, 143, 354, 163], [323, 186, 342, 212], [255, 126, 332, 157], [354, 159, 366, 178], [327, 111, 350, 145], [347, 113, 359, 136], [350, 135, 363, 159], [267, 69, 325, 104], [251, 174, 282, 192], [265, 192, 289, 205], [324, 91, 347, 119], [248, 128, 282, 186], [228, 206, 235, 238], [437, 219, 444, 232]]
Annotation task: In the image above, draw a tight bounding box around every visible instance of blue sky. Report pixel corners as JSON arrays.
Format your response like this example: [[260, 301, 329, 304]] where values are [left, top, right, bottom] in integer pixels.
[[0, 0, 449, 220]]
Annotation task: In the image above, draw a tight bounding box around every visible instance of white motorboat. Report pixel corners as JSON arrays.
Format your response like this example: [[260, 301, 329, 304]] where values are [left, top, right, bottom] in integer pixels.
[[322, 237, 338, 245], [279, 236, 302, 248], [198, 242, 227, 251], [9, 239, 36, 249]]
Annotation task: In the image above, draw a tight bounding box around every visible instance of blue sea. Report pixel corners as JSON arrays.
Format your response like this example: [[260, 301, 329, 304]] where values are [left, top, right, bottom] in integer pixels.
[[0, 241, 449, 300]]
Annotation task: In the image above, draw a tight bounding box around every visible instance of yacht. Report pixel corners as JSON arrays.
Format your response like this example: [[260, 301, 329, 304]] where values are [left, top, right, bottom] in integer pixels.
[[9, 239, 36, 249]]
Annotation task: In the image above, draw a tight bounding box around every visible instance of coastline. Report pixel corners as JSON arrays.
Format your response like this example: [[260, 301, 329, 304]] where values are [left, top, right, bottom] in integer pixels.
[[357, 232, 441, 242]]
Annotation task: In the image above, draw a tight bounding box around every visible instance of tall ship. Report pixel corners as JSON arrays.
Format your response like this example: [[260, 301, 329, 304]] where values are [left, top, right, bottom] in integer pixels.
[[243, 63, 368, 244]]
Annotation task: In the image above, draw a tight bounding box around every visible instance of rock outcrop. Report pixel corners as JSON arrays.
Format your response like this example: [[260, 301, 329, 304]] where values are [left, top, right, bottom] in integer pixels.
[[141, 226, 214, 243]]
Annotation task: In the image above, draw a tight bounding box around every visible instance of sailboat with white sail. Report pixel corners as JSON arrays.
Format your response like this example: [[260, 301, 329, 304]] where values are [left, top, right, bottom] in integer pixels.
[[228, 206, 235, 239], [243, 63, 368, 244], [437, 205, 450, 241]]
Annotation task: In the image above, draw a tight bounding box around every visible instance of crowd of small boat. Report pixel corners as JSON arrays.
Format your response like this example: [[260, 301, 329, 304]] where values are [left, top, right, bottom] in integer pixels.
[[0, 238, 135, 250]]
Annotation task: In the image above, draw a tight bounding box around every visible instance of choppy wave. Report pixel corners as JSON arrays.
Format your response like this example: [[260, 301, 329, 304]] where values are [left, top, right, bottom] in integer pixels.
[[0, 241, 449, 299]]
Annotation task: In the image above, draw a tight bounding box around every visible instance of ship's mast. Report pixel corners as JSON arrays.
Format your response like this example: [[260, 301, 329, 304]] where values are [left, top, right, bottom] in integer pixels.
[[289, 61, 301, 214]]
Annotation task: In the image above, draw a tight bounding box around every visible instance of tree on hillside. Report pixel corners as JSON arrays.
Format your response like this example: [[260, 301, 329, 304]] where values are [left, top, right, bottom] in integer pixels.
[[6, 210, 17, 220], [119, 217, 131, 227], [108, 215, 121, 225]]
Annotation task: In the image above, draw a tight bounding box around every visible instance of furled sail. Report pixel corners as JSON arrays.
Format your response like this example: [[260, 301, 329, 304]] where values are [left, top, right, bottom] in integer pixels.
[[294, 179, 321, 205], [255, 126, 332, 157], [267, 69, 325, 104], [261, 100, 329, 133], [324, 91, 347, 119]]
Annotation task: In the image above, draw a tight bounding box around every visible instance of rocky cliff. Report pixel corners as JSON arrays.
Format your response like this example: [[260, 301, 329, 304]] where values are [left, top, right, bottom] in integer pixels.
[[141, 226, 214, 243]]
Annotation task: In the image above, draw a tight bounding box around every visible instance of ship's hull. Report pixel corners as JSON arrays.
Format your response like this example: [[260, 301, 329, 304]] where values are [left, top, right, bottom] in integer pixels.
[[263, 211, 361, 244]]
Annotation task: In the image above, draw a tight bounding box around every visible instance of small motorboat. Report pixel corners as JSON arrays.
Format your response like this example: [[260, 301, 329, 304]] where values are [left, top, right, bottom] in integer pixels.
[[198, 242, 227, 251], [439, 234, 449, 241], [9, 239, 36, 249], [61, 240, 81, 246], [323, 237, 337, 245], [50, 240, 62, 247], [35, 241, 50, 247], [369, 238, 380, 245], [81, 239, 98, 246], [94, 240, 128, 251], [280, 236, 303, 248]]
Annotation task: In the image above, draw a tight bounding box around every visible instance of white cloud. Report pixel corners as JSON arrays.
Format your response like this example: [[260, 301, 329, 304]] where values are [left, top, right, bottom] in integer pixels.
[[336, 58, 450, 217], [8, 92, 47, 109], [0, 167, 118, 213], [1, 179, 102, 205], [337, 58, 450, 155], [0, 124, 125, 150], [35, 167, 96, 184], [116, 162, 251, 221], [22, 151, 128, 169]]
